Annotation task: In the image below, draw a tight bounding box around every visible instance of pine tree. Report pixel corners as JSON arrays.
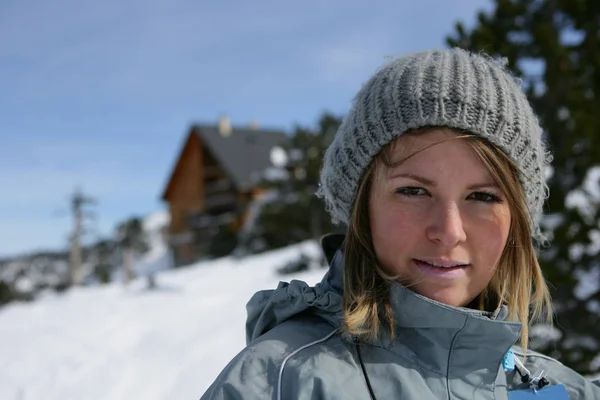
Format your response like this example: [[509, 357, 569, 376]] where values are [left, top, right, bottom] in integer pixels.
[[91, 239, 118, 284], [243, 113, 343, 252], [116, 217, 149, 285], [447, 0, 600, 375]]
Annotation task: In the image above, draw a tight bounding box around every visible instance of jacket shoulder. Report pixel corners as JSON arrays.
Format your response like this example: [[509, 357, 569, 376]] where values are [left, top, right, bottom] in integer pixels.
[[200, 315, 340, 400], [513, 347, 600, 399]]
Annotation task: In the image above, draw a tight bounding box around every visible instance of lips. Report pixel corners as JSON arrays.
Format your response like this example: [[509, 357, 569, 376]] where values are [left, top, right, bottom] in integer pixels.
[[413, 259, 470, 268], [412, 259, 470, 279]]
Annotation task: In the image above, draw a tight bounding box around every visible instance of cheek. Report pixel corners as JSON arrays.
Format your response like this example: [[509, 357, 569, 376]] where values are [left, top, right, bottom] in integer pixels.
[[370, 199, 420, 255], [470, 208, 511, 264]]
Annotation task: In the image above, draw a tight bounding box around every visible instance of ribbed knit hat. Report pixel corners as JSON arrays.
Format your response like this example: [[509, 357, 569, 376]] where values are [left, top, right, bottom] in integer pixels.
[[316, 48, 551, 243]]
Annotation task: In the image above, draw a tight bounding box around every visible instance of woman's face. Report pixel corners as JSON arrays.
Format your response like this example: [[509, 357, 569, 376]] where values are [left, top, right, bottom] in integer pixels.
[[369, 129, 511, 307]]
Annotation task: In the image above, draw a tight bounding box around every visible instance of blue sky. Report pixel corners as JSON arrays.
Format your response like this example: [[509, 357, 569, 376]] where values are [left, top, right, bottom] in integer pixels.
[[0, 0, 492, 257]]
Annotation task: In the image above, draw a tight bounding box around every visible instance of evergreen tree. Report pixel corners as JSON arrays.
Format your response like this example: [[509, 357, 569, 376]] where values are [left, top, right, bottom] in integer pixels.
[[447, 0, 600, 375], [243, 113, 344, 252], [91, 239, 118, 284], [116, 217, 149, 285], [0, 280, 16, 306]]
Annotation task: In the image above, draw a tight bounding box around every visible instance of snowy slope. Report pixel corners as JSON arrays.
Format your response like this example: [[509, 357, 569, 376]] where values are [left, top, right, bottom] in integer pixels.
[[0, 241, 326, 400]]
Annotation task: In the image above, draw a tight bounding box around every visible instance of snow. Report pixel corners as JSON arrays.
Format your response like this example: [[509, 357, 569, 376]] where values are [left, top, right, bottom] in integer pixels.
[[565, 166, 600, 224], [143, 210, 169, 232], [133, 210, 172, 277], [13, 276, 34, 294], [0, 239, 327, 400], [575, 266, 600, 300], [238, 189, 279, 237], [262, 166, 290, 182]]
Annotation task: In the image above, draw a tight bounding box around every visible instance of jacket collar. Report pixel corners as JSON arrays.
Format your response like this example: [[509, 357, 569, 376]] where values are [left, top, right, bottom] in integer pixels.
[[384, 277, 522, 374], [319, 236, 522, 375]]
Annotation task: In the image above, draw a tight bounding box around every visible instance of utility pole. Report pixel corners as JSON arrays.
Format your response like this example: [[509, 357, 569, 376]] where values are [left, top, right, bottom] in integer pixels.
[[69, 188, 95, 286]]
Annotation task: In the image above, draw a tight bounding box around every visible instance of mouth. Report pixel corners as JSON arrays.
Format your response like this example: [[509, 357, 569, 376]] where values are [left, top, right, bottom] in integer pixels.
[[412, 259, 470, 278], [413, 258, 470, 268]]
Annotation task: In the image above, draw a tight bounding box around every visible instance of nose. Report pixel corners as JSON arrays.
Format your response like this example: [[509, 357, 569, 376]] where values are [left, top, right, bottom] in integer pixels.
[[426, 202, 467, 247]]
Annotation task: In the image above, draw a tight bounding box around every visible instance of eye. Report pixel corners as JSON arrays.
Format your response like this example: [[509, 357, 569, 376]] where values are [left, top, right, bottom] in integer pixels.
[[395, 187, 429, 197], [469, 191, 503, 203]]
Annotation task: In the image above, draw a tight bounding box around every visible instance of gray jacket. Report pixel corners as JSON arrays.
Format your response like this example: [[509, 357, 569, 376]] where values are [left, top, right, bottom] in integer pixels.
[[201, 237, 600, 399]]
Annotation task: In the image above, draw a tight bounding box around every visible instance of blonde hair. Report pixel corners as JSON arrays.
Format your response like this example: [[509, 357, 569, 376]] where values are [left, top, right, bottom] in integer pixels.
[[342, 127, 552, 353]]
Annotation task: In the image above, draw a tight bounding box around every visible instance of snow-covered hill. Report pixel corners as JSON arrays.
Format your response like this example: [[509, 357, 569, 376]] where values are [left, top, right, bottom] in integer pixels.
[[0, 239, 326, 400]]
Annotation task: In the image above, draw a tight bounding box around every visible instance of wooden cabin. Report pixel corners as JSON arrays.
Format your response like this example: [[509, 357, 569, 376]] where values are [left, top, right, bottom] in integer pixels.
[[161, 117, 288, 266]]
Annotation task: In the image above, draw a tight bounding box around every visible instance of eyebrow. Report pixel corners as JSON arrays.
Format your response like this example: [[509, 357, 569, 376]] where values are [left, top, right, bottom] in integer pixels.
[[388, 173, 500, 190]]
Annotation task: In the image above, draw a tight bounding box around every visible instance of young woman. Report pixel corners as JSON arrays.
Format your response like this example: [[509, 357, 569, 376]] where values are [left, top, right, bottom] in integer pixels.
[[200, 48, 600, 399]]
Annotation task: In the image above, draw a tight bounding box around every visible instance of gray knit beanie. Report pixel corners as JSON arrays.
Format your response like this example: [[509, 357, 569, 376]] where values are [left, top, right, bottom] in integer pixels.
[[316, 48, 551, 243]]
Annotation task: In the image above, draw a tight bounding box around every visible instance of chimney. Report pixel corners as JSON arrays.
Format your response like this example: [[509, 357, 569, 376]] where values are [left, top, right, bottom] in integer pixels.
[[249, 120, 260, 130], [218, 115, 232, 136]]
